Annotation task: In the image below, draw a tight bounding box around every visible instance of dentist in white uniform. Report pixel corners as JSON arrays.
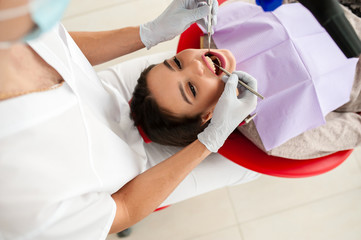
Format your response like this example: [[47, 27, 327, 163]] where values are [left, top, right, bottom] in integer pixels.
[[0, 0, 258, 239]]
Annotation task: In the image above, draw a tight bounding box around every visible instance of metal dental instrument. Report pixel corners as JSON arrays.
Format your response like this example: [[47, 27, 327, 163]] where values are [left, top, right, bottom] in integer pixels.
[[213, 62, 265, 100], [207, 0, 213, 52]]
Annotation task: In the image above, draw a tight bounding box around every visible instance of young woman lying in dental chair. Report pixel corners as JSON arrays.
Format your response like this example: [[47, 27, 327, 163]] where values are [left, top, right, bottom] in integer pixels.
[[131, 1, 361, 160]]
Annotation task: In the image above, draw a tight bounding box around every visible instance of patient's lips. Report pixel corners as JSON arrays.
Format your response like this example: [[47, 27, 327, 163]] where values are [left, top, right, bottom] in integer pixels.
[[202, 51, 226, 76]]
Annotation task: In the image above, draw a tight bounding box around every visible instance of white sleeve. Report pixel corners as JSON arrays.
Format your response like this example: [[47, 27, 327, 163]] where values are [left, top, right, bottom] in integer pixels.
[[1, 192, 116, 240], [38, 193, 116, 240]]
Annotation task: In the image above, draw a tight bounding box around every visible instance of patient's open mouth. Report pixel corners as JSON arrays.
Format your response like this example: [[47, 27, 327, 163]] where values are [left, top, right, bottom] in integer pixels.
[[202, 51, 226, 76]]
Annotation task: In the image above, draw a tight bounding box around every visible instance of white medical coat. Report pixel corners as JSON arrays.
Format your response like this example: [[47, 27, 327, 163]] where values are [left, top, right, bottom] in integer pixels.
[[0, 24, 149, 240], [0, 24, 259, 240]]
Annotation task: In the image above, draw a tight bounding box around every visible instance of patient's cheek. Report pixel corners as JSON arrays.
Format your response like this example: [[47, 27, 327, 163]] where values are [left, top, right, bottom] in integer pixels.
[[236, 88, 239, 96]]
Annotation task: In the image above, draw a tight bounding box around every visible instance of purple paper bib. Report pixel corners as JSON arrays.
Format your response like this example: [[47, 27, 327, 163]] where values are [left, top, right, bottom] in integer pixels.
[[211, 2, 358, 150]]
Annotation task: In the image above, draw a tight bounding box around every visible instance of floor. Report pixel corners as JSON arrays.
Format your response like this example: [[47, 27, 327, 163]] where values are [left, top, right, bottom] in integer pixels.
[[62, 1, 361, 239]]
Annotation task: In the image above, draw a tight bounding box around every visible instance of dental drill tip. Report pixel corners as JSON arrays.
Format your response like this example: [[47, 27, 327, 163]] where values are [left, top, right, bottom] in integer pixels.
[[244, 113, 257, 123]]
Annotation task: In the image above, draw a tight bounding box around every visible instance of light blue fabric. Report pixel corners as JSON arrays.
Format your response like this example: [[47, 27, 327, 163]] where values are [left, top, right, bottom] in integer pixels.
[[0, 0, 70, 47], [25, 0, 70, 41]]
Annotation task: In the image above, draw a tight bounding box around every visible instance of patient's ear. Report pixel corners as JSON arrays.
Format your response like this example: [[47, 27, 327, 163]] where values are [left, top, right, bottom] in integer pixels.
[[201, 107, 215, 125]]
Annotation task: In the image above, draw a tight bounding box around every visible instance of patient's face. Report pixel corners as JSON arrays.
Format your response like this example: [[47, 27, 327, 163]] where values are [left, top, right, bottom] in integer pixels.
[[147, 49, 236, 120]]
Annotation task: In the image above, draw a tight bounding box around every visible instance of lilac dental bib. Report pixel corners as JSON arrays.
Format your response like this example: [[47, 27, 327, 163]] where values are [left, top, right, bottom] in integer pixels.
[[211, 2, 358, 151]]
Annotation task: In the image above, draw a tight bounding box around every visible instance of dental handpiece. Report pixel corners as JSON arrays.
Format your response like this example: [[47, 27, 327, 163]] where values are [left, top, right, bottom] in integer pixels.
[[207, 0, 213, 52], [213, 62, 265, 100]]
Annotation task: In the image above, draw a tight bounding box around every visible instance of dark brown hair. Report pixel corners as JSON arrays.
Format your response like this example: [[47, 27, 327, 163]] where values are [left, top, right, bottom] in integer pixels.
[[130, 64, 210, 147]]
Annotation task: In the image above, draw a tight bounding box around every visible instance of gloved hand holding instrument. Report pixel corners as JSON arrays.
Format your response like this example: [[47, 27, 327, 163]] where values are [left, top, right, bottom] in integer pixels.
[[198, 71, 258, 152], [140, 0, 218, 49]]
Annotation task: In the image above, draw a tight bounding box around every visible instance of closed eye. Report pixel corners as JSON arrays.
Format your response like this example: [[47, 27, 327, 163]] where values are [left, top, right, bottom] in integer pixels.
[[188, 82, 196, 97], [173, 57, 182, 69]]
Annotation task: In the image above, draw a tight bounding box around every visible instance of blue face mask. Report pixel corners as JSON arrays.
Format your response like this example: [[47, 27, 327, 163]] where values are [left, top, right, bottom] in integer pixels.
[[26, 0, 71, 40], [0, 0, 70, 48]]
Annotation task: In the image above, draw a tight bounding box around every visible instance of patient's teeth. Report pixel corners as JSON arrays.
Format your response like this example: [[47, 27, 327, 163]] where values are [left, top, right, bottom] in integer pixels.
[[210, 56, 217, 61], [205, 56, 216, 73]]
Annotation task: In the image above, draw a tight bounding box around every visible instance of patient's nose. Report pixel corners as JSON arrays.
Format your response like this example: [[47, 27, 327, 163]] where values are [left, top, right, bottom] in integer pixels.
[[190, 59, 205, 76]]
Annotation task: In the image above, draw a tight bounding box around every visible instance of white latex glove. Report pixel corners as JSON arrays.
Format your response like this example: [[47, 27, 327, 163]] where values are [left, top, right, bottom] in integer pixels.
[[140, 0, 218, 49], [198, 71, 258, 152], [222, 70, 259, 98]]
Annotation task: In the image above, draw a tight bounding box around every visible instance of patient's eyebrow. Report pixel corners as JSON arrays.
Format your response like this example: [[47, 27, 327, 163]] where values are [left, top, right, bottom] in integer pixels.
[[163, 60, 175, 71], [178, 82, 192, 105], [163, 60, 191, 104]]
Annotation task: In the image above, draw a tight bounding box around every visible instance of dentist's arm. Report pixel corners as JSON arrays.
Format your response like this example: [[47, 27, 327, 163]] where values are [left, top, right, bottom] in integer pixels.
[[109, 139, 210, 234], [69, 0, 218, 66], [109, 72, 258, 234], [69, 27, 144, 66]]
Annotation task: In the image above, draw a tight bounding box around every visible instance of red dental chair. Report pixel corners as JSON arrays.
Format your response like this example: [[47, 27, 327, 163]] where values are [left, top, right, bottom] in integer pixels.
[[176, 14, 353, 178]]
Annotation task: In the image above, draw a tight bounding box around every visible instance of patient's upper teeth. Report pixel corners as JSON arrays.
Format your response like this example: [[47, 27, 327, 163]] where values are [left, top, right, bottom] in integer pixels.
[[205, 56, 216, 73]]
